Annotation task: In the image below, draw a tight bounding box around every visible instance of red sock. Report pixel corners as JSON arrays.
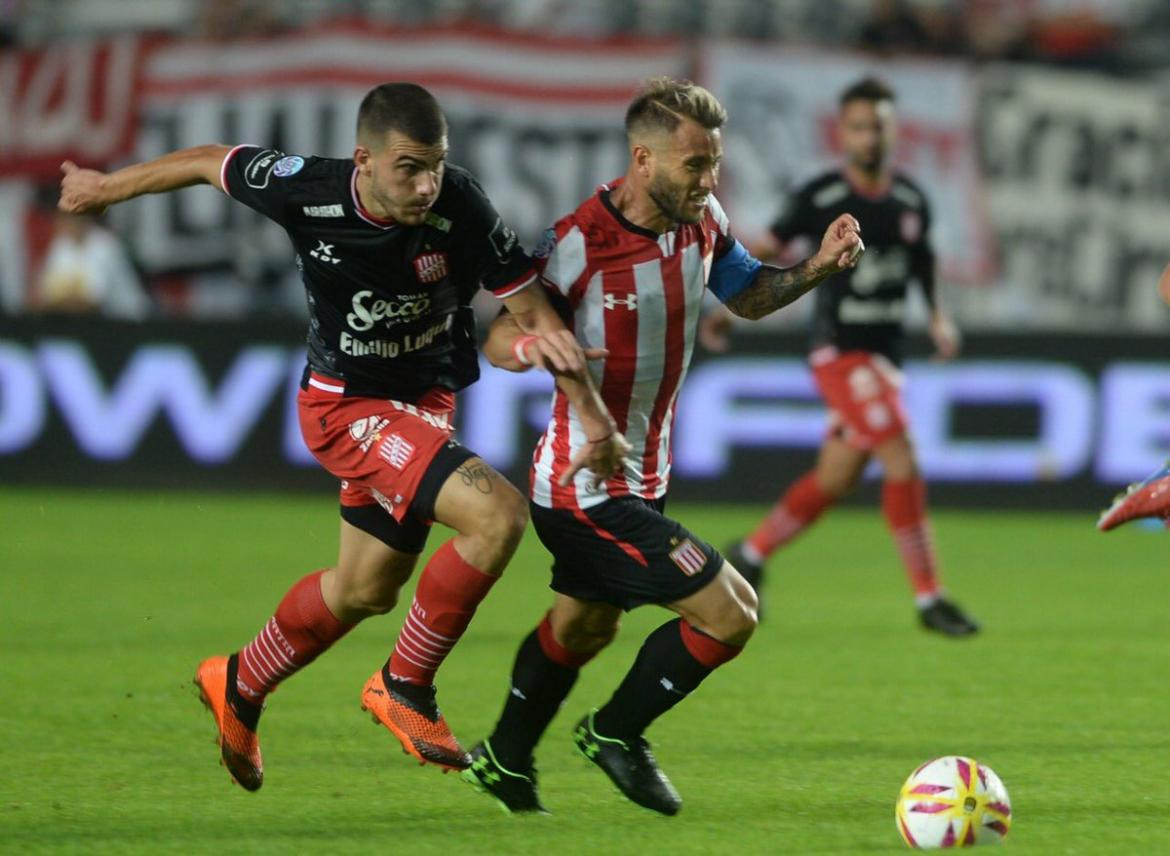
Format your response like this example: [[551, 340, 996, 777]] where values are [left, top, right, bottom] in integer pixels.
[[235, 570, 354, 702], [882, 478, 941, 602], [388, 540, 499, 686], [746, 472, 835, 558]]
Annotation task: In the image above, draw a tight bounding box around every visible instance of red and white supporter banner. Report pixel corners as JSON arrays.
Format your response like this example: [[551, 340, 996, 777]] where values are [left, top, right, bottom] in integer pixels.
[[0, 36, 144, 177], [117, 24, 687, 273], [701, 45, 993, 286]]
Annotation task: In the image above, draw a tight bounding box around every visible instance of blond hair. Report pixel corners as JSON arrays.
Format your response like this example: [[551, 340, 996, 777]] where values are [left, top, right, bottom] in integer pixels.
[[625, 77, 727, 139]]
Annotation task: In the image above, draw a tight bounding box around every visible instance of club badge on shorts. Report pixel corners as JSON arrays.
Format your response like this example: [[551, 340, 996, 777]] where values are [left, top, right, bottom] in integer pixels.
[[669, 538, 707, 576]]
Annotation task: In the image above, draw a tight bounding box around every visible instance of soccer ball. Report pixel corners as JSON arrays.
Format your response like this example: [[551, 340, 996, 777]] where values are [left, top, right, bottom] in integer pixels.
[[895, 756, 1012, 849]]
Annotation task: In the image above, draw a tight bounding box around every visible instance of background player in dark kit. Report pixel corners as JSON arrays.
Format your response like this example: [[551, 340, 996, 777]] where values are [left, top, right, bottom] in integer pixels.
[[712, 77, 978, 637], [58, 82, 627, 790]]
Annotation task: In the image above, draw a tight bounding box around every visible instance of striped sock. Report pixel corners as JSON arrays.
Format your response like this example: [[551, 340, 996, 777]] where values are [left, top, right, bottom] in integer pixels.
[[882, 478, 942, 604], [746, 472, 835, 559], [235, 570, 354, 702], [388, 540, 498, 686]]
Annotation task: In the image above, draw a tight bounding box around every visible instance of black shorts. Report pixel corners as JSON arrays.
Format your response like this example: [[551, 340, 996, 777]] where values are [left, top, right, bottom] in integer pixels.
[[530, 496, 724, 610], [340, 439, 476, 554]]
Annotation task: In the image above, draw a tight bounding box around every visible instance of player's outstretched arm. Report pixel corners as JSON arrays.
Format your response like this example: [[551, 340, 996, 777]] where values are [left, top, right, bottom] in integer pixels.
[[724, 213, 863, 320], [58, 144, 233, 215]]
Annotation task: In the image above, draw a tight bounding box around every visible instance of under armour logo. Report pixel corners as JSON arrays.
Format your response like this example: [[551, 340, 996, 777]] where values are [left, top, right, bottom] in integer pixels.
[[603, 292, 637, 310], [310, 240, 341, 264]]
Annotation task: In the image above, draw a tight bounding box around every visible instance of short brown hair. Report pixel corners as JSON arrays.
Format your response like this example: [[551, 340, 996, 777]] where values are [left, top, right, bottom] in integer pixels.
[[357, 82, 447, 147], [625, 77, 727, 139], [839, 76, 896, 109]]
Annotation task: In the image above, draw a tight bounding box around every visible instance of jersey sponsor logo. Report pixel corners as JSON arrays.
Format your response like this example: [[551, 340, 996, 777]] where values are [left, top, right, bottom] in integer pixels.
[[272, 155, 305, 177], [378, 433, 415, 471], [244, 148, 284, 189], [488, 216, 519, 262], [669, 538, 707, 576], [850, 246, 910, 294], [900, 211, 923, 243], [838, 297, 905, 324], [424, 211, 452, 232], [338, 317, 452, 359], [310, 240, 341, 264], [346, 290, 432, 331], [303, 204, 344, 218], [603, 292, 637, 311], [412, 251, 449, 284]]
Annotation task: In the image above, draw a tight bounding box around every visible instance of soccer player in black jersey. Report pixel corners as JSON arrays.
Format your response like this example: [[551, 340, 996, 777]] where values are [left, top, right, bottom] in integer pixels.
[[717, 77, 979, 637], [58, 82, 628, 790]]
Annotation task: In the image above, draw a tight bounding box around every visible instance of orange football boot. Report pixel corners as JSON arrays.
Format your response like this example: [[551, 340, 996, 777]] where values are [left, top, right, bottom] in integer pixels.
[[194, 655, 264, 791], [360, 668, 470, 771]]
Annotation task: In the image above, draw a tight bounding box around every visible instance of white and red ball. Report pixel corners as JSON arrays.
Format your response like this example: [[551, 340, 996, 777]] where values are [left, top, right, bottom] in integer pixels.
[[895, 756, 1012, 849]]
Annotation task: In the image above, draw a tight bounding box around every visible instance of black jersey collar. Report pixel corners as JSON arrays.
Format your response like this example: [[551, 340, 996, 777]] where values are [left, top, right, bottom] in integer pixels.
[[599, 181, 663, 242]]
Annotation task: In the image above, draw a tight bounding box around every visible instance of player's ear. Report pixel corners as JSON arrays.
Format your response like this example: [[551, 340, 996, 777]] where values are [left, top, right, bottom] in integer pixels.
[[632, 142, 653, 178], [353, 145, 372, 175]]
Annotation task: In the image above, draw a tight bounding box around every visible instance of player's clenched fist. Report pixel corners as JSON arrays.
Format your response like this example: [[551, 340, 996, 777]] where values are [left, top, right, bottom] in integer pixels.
[[813, 213, 864, 273], [58, 161, 110, 215]]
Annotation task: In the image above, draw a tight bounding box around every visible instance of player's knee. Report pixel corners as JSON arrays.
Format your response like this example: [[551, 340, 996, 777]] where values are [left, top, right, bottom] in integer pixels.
[[336, 574, 402, 617], [465, 488, 528, 566], [561, 620, 619, 654]]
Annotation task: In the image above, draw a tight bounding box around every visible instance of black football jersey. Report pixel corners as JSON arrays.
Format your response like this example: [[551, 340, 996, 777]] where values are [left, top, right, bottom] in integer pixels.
[[222, 146, 534, 400], [772, 169, 934, 365]]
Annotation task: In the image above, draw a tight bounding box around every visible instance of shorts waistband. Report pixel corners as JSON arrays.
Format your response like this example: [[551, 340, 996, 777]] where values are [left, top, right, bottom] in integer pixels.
[[306, 371, 346, 395]]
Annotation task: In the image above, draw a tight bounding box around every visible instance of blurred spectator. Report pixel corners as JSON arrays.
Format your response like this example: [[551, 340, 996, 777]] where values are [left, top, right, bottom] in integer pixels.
[[33, 211, 150, 320], [0, 0, 20, 46]]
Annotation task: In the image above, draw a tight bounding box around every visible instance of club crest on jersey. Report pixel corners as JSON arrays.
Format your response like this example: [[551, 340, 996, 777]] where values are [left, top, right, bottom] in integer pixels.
[[669, 539, 707, 576], [603, 292, 637, 311], [900, 210, 922, 243], [412, 251, 449, 284]]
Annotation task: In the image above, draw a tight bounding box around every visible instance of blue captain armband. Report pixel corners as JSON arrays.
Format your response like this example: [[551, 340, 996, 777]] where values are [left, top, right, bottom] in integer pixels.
[[707, 238, 762, 304]]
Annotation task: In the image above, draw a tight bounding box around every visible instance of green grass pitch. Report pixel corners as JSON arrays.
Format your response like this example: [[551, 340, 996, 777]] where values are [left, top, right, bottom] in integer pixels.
[[1, 487, 1166, 854]]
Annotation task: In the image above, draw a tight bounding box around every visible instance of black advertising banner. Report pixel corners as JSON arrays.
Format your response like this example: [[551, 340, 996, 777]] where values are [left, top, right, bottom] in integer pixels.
[[1, 317, 1167, 509]]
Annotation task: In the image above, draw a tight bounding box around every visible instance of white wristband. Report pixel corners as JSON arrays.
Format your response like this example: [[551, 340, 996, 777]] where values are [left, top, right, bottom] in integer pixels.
[[513, 335, 538, 366]]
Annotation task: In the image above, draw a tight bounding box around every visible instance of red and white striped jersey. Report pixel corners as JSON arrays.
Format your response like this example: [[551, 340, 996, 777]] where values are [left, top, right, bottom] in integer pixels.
[[530, 179, 734, 510]]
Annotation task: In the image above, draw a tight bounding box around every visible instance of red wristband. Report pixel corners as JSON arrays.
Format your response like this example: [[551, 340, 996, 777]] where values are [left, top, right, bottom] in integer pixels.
[[513, 335, 539, 367]]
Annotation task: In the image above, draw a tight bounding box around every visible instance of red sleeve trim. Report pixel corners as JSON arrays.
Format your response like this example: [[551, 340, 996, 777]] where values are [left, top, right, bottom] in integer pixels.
[[490, 271, 536, 299], [219, 144, 252, 197]]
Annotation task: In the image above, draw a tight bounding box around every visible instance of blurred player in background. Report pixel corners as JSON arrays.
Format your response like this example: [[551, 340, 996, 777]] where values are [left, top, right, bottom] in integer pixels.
[[714, 77, 979, 637], [461, 77, 863, 816], [58, 82, 625, 791], [1097, 260, 1170, 531]]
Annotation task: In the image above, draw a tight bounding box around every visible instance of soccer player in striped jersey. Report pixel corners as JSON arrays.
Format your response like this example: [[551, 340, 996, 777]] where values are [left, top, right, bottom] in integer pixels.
[[718, 77, 979, 637], [461, 77, 863, 815], [58, 83, 626, 790]]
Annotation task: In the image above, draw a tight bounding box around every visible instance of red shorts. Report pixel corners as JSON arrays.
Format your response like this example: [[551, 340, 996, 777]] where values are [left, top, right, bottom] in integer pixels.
[[810, 348, 908, 451], [297, 372, 464, 524]]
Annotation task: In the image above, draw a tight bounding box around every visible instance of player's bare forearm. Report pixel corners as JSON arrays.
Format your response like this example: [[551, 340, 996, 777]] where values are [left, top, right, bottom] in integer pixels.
[[724, 257, 829, 320], [59, 144, 231, 214], [484, 310, 528, 371]]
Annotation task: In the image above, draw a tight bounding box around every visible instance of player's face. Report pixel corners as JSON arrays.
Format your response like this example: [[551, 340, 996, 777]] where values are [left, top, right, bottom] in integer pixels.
[[647, 119, 722, 225], [360, 130, 448, 225], [839, 98, 896, 173]]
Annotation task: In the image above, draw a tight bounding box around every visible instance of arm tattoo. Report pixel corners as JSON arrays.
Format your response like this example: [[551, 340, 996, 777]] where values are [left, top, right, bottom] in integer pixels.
[[457, 462, 496, 494], [724, 258, 828, 320]]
